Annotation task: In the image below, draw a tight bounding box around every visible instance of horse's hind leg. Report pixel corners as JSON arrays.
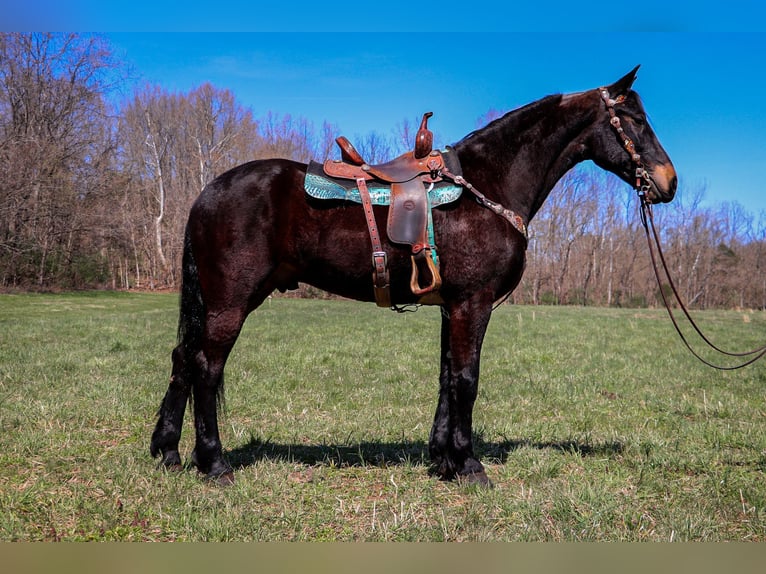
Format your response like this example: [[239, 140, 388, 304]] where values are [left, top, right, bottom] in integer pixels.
[[151, 283, 264, 483], [188, 306, 247, 484], [150, 345, 191, 470], [151, 227, 207, 471]]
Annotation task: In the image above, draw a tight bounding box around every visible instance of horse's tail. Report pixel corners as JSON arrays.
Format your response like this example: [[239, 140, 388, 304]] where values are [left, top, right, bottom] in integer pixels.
[[175, 223, 228, 410], [177, 224, 205, 355]]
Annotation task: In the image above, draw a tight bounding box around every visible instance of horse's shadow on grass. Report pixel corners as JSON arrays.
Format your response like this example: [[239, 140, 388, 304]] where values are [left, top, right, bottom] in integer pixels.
[[225, 434, 624, 471]]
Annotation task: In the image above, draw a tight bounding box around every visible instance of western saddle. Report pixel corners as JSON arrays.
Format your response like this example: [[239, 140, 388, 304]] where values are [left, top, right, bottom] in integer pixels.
[[323, 113, 447, 308]]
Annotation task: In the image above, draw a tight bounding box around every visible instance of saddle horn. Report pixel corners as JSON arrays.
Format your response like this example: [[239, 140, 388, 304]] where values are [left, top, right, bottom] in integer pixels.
[[414, 112, 434, 159]]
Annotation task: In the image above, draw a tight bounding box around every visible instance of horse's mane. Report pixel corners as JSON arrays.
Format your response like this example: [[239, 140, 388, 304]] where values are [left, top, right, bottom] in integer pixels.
[[454, 94, 564, 147]]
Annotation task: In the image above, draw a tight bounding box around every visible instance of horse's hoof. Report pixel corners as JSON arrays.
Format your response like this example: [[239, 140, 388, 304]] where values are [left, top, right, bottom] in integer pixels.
[[458, 471, 494, 489], [156, 451, 184, 473], [207, 471, 235, 486]]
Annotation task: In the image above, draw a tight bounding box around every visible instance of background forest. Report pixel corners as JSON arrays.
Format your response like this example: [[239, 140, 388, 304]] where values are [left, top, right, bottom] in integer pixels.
[[1, 33, 765, 309]]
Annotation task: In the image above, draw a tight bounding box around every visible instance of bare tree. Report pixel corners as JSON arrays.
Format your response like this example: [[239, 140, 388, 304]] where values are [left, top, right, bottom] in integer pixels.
[[115, 82, 263, 288], [0, 33, 120, 288], [351, 130, 392, 165], [258, 111, 320, 162]]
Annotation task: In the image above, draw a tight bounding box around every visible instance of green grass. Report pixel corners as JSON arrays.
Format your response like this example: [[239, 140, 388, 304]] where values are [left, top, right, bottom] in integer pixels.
[[1, 292, 765, 540]]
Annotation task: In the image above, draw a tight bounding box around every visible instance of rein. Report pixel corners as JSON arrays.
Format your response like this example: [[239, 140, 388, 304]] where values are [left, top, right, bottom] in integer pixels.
[[601, 86, 766, 369], [639, 199, 766, 369]]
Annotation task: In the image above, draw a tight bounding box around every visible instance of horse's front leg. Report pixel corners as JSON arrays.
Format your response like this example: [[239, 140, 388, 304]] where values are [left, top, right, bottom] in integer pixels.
[[429, 296, 493, 486]]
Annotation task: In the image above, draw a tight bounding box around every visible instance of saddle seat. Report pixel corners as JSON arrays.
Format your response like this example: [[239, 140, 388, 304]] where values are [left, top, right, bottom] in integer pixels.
[[332, 141, 445, 184], [325, 112, 445, 183], [323, 112, 446, 308]]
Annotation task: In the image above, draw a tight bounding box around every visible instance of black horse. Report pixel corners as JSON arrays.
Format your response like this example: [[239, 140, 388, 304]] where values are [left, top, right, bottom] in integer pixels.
[[150, 66, 677, 485]]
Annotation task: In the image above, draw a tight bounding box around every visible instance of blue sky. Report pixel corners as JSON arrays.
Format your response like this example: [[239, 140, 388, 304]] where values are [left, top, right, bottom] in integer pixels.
[[6, 3, 766, 217]]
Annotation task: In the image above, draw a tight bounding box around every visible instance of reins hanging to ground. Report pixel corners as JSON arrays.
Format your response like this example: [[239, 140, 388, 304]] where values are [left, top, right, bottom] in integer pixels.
[[639, 197, 766, 370], [599, 83, 765, 369]]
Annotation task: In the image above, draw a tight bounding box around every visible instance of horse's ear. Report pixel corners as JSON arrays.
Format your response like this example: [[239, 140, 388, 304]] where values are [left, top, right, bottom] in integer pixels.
[[607, 65, 641, 97]]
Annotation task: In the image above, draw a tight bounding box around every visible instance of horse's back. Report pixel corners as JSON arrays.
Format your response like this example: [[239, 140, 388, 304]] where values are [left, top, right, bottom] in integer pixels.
[[187, 158, 309, 256], [192, 158, 306, 220]]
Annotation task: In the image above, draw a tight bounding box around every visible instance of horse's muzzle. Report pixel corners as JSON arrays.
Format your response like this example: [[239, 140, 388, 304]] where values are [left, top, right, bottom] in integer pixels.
[[647, 163, 678, 203]]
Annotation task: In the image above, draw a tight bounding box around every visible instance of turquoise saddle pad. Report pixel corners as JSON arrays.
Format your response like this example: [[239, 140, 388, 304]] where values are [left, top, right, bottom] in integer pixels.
[[304, 160, 463, 207]]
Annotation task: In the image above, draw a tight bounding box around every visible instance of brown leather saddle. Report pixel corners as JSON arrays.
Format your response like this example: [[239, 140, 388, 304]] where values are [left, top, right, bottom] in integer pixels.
[[323, 113, 446, 308]]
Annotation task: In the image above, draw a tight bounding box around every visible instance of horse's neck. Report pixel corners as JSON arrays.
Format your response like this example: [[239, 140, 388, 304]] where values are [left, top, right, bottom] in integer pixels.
[[454, 93, 596, 222]]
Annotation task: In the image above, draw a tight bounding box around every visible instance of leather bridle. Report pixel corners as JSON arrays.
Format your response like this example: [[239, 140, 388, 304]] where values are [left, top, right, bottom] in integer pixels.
[[599, 87, 654, 198], [601, 87, 766, 369]]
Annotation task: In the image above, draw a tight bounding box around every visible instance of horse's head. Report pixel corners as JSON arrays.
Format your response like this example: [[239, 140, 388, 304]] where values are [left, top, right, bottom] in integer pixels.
[[587, 66, 677, 204]]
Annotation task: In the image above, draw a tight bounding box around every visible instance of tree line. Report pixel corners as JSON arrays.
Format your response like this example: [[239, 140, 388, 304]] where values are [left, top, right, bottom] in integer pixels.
[[1, 33, 764, 309]]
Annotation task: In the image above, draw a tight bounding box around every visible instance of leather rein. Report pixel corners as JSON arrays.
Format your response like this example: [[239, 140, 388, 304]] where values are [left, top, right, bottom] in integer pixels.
[[601, 86, 766, 370]]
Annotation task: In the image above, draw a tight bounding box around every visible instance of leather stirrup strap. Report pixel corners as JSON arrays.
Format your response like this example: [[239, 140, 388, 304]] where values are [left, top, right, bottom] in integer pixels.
[[356, 177, 391, 308]]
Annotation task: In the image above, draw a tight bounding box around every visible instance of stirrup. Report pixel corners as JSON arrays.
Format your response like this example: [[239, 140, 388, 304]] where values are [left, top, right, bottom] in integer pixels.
[[410, 249, 442, 297]]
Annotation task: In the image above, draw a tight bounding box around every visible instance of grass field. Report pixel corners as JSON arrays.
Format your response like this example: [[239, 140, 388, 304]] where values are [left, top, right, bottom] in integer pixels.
[[1, 291, 765, 541]]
